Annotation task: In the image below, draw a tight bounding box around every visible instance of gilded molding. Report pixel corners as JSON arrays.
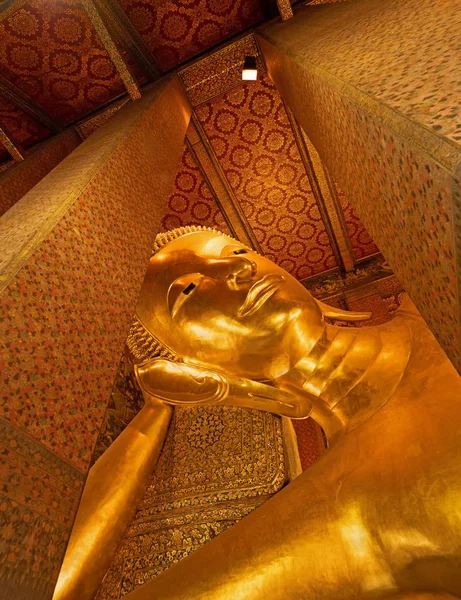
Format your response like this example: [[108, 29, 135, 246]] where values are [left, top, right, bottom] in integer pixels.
[[74, 98, 130, 140], [185, 137, 239, 240], [301, 253, 393, 300], [285, 106, 355, 272], [81, 0, 142, 102], [188, 114, 263, 252], [178, 34, 266, 107], [276, 0, 294, 20], [0, 124, 24, 162], [0, 74, 62, 133], [93, 0, 162, 80]]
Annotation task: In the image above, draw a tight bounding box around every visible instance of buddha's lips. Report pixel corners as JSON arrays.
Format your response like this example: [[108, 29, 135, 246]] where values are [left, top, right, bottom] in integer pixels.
[[238, 274, 285, 318]]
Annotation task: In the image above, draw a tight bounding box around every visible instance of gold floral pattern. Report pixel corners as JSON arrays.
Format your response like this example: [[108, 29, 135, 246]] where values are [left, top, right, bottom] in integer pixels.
[[95, 406, 287, 598]]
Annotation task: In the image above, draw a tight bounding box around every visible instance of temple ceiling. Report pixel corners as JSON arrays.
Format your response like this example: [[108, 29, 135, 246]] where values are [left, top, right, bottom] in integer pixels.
[[0, 0, 379, 282]]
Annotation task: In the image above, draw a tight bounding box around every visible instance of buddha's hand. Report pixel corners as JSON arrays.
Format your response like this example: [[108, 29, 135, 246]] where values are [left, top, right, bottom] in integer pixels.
[[135, 359, 312, 418], [135, 359, 229, 406]]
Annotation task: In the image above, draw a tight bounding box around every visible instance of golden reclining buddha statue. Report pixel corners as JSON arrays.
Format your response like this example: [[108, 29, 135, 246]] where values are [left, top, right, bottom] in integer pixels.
[[57, 226, 461, 600]]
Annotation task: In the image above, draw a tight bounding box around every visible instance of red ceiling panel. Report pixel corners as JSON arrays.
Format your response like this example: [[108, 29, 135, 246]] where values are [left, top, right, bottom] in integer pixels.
[[0, 96, 50, 148], [117, 0, 267, 71], [335, 182, 379, 260], [162, 143, 231, 234], [0, 0, 128, 124], [196, 76, 338, 280]]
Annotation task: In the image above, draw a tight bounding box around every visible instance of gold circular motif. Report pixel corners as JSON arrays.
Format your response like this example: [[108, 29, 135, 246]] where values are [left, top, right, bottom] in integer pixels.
[[9, 11, 40, 37], [9, 44, 41, 71], [161, 13, 191, 42], [264, 130, 286, 153], [288, 241, 305, 258], [307, 247, 325, 264], [52, 16, 84, 45]]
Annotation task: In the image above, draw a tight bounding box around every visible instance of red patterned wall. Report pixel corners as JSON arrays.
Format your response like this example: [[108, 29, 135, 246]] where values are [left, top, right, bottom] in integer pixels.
[[117, 0, 267, 71], [335, 182, 379, 260], [0, 0, 128, 124], [196, 76, 338, 279], [162, 143, 230, 234]]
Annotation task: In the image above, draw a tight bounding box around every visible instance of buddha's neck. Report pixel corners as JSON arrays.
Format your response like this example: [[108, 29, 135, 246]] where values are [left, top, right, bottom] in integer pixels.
[[276, 316, 412, 445]]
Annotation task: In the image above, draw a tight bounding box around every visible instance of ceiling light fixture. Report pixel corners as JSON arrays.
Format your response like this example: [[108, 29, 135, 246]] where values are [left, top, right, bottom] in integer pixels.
[[242, 56, 258, 81]]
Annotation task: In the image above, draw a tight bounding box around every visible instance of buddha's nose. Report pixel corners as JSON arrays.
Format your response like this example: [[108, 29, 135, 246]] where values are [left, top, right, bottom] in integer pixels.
[[206, 257, 257, 285], [226, 256, 257, 286]]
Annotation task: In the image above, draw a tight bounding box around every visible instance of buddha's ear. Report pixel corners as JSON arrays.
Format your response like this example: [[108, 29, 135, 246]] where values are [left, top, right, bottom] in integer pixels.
[[315, 299, 372, 322]]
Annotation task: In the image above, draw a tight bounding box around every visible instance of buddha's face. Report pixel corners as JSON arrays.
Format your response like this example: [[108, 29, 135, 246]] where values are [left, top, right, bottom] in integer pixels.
[[136, 231, 324, 380]]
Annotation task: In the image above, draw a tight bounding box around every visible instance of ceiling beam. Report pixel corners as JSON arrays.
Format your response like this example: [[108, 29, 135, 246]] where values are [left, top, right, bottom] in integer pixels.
[[81, 0, 142, 101], [0, 124, 24, 162], [276, 0, 294, 20], [0, 75, 63, 133], [188, 114, 263, 253], [286, 106, 356, 272], [93, 0, 162, 81]]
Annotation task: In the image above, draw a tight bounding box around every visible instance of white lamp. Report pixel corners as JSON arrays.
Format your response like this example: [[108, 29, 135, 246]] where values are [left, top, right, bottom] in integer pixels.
[[242, 56, 258, 81]]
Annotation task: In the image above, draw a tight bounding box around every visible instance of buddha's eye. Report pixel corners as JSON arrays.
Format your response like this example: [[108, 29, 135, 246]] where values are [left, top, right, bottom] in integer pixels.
[[233, 249, 247, 255], [183, 282, 196, 295]]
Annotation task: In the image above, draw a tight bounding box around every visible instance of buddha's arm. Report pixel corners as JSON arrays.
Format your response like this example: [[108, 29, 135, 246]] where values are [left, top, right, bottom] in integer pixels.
[[135, 358, 313, 419]]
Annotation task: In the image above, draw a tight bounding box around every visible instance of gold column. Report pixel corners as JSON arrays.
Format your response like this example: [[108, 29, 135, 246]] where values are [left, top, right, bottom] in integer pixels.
[[256, 0, 461, 370], [52, 401, 172, 600], [276, 0, 294, 20]]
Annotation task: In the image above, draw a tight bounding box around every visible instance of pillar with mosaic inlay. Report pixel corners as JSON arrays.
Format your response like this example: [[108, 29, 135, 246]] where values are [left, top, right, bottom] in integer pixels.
[[0, 129, 81, 217], [257, 0, 461, 370], [0, 76, 191, 600]]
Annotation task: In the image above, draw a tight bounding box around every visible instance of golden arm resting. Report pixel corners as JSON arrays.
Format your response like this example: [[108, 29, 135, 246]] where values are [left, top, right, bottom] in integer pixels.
[[135, 358, 313, 419], [52, 401, 172, 600]]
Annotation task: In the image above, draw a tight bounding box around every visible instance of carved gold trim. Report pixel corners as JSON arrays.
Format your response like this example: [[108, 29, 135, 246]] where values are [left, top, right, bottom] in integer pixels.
[[286, 106, 355, 272], [74, 98, 130, 140], [188, 114, 263, 253], [179, 34, 266, 107], [81, 0, 141, 102], [186, 138, 239, 240]]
